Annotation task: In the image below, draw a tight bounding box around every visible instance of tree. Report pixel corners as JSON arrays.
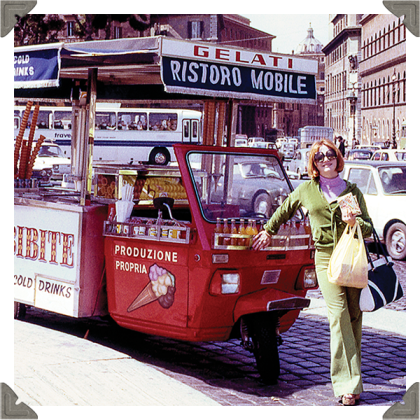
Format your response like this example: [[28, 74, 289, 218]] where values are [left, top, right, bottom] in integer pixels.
[[14, 14, 151, 46], [14, 14, 65, 46], [72, 14, 151, 41]]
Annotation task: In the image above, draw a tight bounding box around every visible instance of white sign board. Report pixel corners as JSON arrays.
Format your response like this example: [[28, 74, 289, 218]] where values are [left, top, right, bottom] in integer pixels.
[[14, 205, 82, 317]]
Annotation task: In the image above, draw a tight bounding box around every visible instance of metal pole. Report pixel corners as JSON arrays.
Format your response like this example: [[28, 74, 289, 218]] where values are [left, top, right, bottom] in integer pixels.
[[84, 68, 98, 205], [392, 85, 396, 146]]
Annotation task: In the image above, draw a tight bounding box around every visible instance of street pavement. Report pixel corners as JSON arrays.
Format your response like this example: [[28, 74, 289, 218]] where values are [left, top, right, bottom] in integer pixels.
[[14, 263, 406, 408]]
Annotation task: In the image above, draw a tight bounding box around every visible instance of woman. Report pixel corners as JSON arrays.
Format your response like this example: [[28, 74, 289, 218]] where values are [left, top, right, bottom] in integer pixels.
[[253, 139, 373, 406]]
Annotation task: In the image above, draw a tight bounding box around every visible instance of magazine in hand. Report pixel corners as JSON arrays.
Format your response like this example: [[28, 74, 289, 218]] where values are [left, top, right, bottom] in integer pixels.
[[337, 193, 362, 216]]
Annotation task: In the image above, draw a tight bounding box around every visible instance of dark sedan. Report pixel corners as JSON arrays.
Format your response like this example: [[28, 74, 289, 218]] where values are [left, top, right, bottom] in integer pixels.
[[345, 149, 374, 160]]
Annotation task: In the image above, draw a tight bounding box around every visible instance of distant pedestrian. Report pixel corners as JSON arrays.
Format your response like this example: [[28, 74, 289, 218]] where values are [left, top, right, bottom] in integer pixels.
[[337, 136, 345, 157]]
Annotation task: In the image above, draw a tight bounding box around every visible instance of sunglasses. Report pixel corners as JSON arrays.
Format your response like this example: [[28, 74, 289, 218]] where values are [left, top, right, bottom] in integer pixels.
[[314, 149, 337, 163]]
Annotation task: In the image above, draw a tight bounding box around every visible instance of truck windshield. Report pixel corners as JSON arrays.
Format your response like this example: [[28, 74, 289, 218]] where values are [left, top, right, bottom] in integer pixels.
[[186, 151, 294, 221]]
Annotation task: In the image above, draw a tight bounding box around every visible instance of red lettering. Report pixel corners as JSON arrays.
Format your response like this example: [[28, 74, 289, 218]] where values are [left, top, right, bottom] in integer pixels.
[[269, 56, 281, 67], [14, 225, 75, 268], [48, 231, 61, 264], [215, 48, 230, 61], [16, 226, 24, 257], [251, 54, 266, 66], [235, 51, 248, 63], [39, 229, 47, 262], [25, 228, 39, 260], [61, 233, 74, 267], [288, 58, 293, 69], [194, 45, 209, 58]]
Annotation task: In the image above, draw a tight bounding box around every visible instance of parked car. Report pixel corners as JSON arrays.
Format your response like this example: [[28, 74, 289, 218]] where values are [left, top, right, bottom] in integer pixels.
[[210, 158, 292, 218], [345, 148, 374, 160], [281, 143, 297, 160], [341, 161, 406, 260], [247, 137, 265, 147], [285, 148, 311, 179], [371, 149, 406, 162], [33, 142, 71, 180], [354, 145, 381, 151], [275, 137, 287, 149], [234, 134, 248, 147], [234, 138, 248, 148]]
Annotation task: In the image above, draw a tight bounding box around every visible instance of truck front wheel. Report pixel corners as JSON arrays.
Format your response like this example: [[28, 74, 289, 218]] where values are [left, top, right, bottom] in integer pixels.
[[249, 313, 280, 384]]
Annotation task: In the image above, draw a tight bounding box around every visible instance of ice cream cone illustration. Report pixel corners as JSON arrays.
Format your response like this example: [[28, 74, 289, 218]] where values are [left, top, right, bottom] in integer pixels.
[[127, 282, 158, 312], [127, 263, 176, 312]]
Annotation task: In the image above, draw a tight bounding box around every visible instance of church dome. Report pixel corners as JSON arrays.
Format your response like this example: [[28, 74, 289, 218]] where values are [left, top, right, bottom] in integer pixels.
[[296, 24, 323, 54]]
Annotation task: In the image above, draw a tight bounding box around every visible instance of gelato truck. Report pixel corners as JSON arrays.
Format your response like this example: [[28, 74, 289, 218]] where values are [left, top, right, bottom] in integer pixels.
[[14, 144, 318, 384], [14, 36, 319, 384]]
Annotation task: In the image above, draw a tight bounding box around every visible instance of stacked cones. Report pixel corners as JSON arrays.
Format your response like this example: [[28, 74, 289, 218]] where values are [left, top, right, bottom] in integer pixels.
[[18, 140, 31, 180], [26, 134, 46, 179], [14, 102, 43, 182], [14, 101, 32, 178]]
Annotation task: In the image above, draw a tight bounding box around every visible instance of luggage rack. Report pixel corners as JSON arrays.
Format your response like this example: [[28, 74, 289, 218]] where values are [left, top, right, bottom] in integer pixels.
[[103, 219, 191, 244], [213, 233, 314, 250]]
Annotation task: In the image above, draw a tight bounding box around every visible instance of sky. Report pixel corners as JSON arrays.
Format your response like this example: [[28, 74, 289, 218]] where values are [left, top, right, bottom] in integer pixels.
[[242, 14, 330, 55]]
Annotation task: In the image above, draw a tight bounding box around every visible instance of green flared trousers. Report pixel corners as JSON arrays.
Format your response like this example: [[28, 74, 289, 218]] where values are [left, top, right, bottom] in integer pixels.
[[315, 247, 363, 397]]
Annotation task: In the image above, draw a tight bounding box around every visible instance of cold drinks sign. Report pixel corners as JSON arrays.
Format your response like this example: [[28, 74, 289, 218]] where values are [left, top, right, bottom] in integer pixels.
[[160, 38, 317, 103]]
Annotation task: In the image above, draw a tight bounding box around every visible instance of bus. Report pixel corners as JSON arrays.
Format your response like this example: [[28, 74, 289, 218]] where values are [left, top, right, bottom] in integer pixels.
[[14, 104, 202, 165], [297, 126, 334, 148]]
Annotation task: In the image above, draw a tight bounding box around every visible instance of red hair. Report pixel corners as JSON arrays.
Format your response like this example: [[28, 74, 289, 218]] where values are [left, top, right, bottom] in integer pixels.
[[307, 139, 345, 179]]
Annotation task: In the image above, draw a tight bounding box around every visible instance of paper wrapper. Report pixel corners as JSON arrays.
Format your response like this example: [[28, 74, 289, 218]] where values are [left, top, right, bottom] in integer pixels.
[[127, 282, 158, 312], [115, 200, 134, 222]]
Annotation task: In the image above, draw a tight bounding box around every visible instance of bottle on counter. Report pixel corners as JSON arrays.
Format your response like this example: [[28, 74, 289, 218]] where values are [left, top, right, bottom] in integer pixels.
[[238, 219, 246, 246], [245, 219, 254, 247], [251, 219, 258, 235], [223, 218, 230, 246], [230, 219, 238, 246], [304, 217, 311, 234], [215, 217, 223, 245]]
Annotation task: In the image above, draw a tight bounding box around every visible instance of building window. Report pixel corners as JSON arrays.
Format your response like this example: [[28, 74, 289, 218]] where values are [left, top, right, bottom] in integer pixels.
[[67, 21, 75, 37], [114, 26, 122, 39], [188, 21, 203, 39]]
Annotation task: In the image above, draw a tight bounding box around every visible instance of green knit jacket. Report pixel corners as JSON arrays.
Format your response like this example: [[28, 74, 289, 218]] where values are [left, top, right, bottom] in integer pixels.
[[264, 178, 373, 249]]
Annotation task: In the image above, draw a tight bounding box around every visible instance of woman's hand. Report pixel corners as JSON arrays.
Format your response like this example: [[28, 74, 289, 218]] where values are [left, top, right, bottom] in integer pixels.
[[341, 208, 357, 227], [252, 230, 272, 251]]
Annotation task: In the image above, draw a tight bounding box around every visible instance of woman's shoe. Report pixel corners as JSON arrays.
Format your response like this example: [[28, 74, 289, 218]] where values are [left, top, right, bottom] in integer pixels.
[[340, 394, 360, 406]]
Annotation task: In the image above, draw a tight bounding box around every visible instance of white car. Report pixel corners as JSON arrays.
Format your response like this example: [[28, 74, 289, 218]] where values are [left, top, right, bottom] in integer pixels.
[[341, 161, 406, 260], [33, 142, 71, 180], [247, 137, 265, 147], [371, 149, 406, 162], [285, 148, 311, 179]]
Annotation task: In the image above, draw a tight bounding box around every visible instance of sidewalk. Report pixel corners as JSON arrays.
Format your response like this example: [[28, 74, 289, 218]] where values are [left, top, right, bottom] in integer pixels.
[[14, 298, 405, 408], [305, 297, 406, 336], [14, 320, 220, 406]]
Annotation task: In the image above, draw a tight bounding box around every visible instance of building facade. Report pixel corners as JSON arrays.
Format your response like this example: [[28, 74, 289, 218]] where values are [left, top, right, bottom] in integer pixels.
[[272, 24, 326, 138], [359, 14, 406, 147], [322, 14, 363, 147]]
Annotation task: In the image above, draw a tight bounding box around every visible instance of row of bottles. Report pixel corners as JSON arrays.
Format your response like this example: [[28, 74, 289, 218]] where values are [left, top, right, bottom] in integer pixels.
[[214, 218, 261, 247], [213, 217, 312, 249]]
